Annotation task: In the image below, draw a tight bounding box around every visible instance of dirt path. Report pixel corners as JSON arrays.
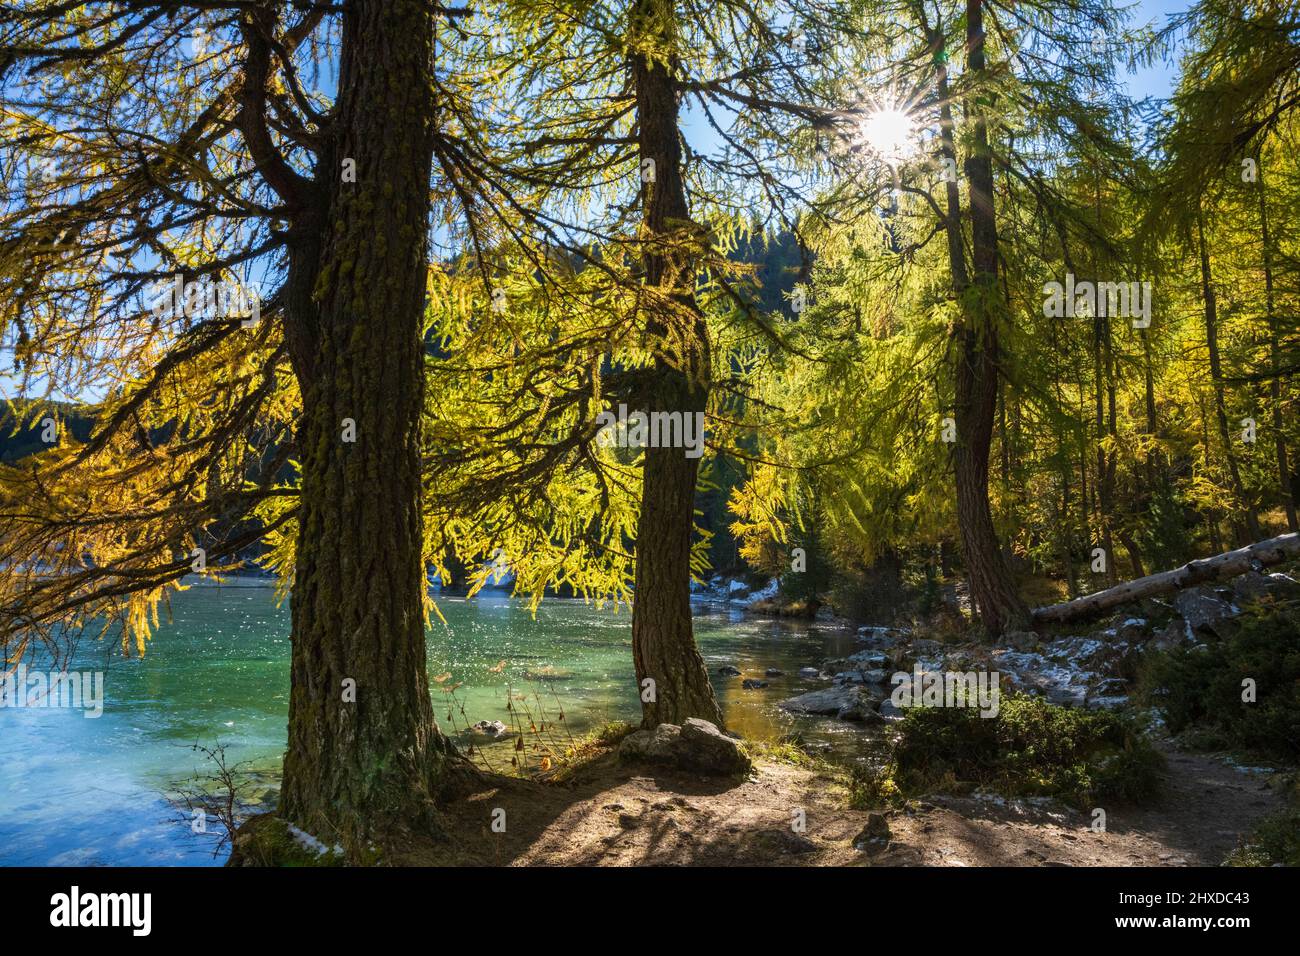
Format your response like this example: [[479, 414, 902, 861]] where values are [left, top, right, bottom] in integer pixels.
[[410, 742, 1285, 867], [875, 745, 1284, 867]]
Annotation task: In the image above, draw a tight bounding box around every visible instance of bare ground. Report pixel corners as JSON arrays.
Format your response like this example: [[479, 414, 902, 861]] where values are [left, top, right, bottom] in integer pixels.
[[403, 741, 1286, 867]]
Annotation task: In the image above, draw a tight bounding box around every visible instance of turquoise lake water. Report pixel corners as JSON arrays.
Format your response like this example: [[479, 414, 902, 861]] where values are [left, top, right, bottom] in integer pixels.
[[0, 585, 864, 866]]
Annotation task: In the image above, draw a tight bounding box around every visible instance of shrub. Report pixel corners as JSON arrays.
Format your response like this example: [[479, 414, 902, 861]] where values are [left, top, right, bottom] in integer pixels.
[[881, 693, 1164, 808], [1137, 606, 1300, 762], [1224, 808, 1300, 867]]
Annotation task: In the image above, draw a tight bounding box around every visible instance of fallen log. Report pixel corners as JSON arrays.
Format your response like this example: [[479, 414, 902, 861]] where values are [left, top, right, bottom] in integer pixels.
[[1031, 532, 1300, 625]]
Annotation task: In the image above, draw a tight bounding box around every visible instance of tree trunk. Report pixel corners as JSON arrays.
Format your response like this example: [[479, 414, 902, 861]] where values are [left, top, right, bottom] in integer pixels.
[[1033, 533, 1300, 624], [1197, 208, 1261, 544], [1258, 183, 1297, 532], [278, 0, 456, 853], [628, 0, 724, 728], [951, 0, 1030, 635]]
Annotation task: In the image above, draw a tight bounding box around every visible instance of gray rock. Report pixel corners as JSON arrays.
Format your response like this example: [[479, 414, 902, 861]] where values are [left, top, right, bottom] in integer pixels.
[[837, 695, 882, 723], [856, 625, 906, 648], [878, 697, 905, 722], [470, 719, 509, 739], [718, 664, 742, 677], [798, 666, 823, 679], [993, 643, 1100, 705], [618, 723, 682, 762], [1232, 570, 1300, 606], [1087, 677, 1130, 711], [1150, 618, 1189, 651], [780, 684, 881, 722], [825, 650, 890, 671], [741, 678, 769, 690], [1046, 635, 1112, 670], [1139, 597, 1174, 619], [764, 668, 784, 677], [1172, 587, 1239, 636], [1003, 630, 1040, 652], [1044, 684, 1087, 707], [679, 718, 750, 773], [1087, 695, 1128, 711], [1113, 617, 1150, 642], [854, 812, 891, 851], [832, 668, 889, 686], [619, 719, 750, 775]]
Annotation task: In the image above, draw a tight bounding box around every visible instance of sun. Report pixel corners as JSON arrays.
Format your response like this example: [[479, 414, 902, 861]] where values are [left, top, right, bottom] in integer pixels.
[[858, 107, 918, 164]]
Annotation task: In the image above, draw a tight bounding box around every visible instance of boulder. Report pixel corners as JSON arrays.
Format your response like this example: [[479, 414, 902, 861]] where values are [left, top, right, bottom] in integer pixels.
[[619, 719, 750, 775], [798, 666, 823, 679], [878, 697, 905, 722], [854, 812, 891, 852], [780, 684, 881, 722], [726, 580, 751, 598], [741, 678, 769, 690], [679, 718, 751, 773], [1149, 617, 1189, 651], [618, 723, 683, 762], [764, 667, 785, 677], [1172, 586, 1239, 636], [718, 664, 742, 677], [831, 668, 889, 686], [469, 719, 509, 739], [1232, 570, 1300, 606]]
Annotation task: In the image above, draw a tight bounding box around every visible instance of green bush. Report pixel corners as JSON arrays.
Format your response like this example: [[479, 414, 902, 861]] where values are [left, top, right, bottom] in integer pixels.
[[1137, 606, 1300, 762], [884, 693, 1164, 808], [1224, 808, 1300, 867]]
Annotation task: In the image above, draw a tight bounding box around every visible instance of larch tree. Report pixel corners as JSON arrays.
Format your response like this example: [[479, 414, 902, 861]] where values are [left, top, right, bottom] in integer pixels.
[[730, 0, 1158, 632], [430, 0, 862, 724], [0, 0, 502, 853]]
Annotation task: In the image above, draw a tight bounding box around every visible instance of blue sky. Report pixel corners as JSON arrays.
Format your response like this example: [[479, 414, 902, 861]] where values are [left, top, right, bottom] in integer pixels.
[[1125, 0, 1187, 101]]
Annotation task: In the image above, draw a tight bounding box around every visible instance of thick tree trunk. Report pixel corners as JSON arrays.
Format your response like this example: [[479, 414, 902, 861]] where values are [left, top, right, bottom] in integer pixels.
[[628, 0, 724, 728], [1033, 533, 1300, 624], [951, 0, 1030, 635], [278, 0, 455, 852]]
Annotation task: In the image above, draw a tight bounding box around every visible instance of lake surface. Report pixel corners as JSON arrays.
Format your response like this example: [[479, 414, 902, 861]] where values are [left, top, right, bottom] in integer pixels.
[[0, 585, 866, 866]]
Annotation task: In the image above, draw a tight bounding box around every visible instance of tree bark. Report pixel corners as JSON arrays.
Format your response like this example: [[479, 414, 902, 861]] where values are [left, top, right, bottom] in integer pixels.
[[1032, 533, 1300, 624], [1258, 182, 1297, 532], [278, 0, 456, 852], [950, 0, 1030, 635], [628, 0, 724, 728], [1197, 208, 1261, 544]]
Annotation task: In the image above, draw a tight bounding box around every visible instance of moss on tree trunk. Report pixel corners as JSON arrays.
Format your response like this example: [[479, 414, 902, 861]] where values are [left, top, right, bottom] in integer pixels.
[[278, 0, 455, 854]]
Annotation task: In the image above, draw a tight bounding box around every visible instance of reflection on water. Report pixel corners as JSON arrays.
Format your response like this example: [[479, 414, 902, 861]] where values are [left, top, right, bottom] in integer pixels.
[[0, 586, 872, 866]]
